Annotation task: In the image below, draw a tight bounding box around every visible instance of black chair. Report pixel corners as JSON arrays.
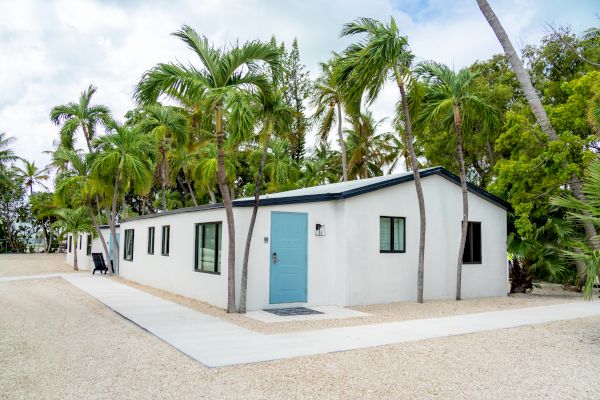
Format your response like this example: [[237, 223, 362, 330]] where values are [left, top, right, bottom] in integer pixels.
[[91, 253, 109, 275]]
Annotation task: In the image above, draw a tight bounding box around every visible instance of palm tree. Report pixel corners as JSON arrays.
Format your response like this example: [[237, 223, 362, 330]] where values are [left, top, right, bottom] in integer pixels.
[[416, 61, 496, 300], [92, 123, 155, 266], [337, 17, 427, 302], [14, 159, 49, 195], [476, 0, 600, 252], [345, 111, 391, 179], [50, 85, 112, 152], [239, 91, 294, 313], [194, 141, 237, 204], [312, 57, 349, 181], [137, 104, 188, 211], [135, 25, 280, 312], [53, 148, 113, 273], [0, 132, 17, 167], [53, 207, 94, 271], [169, 146, 199, 207], [264, 140, 300, 192]]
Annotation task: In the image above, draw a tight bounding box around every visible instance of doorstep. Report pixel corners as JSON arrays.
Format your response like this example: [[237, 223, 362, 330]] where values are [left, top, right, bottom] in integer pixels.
[[245, 305, 371, 323]]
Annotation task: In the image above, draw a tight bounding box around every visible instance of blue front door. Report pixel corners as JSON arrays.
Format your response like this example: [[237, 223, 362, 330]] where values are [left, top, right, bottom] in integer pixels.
[[269, 212, 308, 304]]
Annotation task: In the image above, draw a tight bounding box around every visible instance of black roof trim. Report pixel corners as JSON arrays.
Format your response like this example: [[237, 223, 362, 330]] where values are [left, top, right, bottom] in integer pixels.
[[233, 167, 510, 210], [120, 203, 224, 223], [99, 224, 120, 229]]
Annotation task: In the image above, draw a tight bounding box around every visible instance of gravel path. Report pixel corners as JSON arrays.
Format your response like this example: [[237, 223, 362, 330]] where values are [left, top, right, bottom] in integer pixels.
[[113, 276, 583, 334], [0, 253, 73, 276], [2, 277, 600, 399]]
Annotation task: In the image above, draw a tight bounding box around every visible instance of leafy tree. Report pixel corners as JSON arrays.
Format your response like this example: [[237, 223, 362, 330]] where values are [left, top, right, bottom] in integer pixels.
[[50, 85, 112, 152], [345, 110, 392, 179], [53, 207, 94, 270], [30, 192, 59, 253], [135, 25, 280, 312], [0, 132, 17, 167], [0, 167, 28, 252]]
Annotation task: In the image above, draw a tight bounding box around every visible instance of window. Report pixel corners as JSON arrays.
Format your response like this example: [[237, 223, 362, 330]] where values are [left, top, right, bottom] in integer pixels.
[[124, 229, 134, 261], [147, 227, 155, 255], [161, 225, 170, 256], [380, 216, 405, 253], [68, 236, 72, 253], [79, 235, 82, 250], [86, 235, 92, 255], [195, 222, 222, 274], [462, 222, 482, 264]]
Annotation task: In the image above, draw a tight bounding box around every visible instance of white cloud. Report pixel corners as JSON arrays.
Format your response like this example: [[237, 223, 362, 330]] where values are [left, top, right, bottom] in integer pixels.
[[0, 0, 597, 175]]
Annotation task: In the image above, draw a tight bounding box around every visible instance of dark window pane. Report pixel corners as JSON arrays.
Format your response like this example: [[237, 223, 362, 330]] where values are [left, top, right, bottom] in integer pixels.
[[380, 217, 391, 251]]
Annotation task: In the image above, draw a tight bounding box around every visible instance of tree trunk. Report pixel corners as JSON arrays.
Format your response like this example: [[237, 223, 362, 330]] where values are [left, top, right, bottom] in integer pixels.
[[185, 176, 198, 207], [336, 102, 348, 182], [73, 235, 78, 271], [109, 166, 121, 274], [121, 195, 127, 220], [88, 200, 112, 273], [81, 124, 93, 153], [476, 0, 600, 251], [216, 105, 237, 313], [208, 188, 217, 204], [395, 69, 427, 304], [141, 197, 146, 216], [239, 130, 272, 313], [453, 104, 468, 301], [161, 150, 167, 211]]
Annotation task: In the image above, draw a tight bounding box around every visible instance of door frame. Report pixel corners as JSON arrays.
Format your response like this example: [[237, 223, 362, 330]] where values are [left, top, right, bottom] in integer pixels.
[[269, 211, 308, 304]]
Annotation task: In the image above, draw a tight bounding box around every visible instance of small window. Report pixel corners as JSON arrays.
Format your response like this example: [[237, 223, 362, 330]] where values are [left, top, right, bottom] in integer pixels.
[[463, 222, 482, 264], [161, 225, 170, 256], [380, 216, 405, 253], [195, 222, 222, 274], [79, 235, 82, 250], [124, 229, 134, 261], [147, 227, 155, 255], [86, 235, 92, 255], [68, 235, 72, 253]]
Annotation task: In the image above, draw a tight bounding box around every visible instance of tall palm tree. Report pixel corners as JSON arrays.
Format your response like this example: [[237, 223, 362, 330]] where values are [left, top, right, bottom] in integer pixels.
[[137, 104, 188, 211], [476, 0, 599, 252], [54, 148, 113, 273], [264, 140, 300, 191], [239, 91, 294, 313], [0, 132, 17, 167], [416, 61, 496, 300], [92, 123, 155, 266], [135, 25, 280, 312], [194, 141, 237, 204], [53, 207, 94, 271], [312, 57, 349, 181], [14, 159, 49, 195], [50, 85, 112, 152], [338, 17, 428, 302]]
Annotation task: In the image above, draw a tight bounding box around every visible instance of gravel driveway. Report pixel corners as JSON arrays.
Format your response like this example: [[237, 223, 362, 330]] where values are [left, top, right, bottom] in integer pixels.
[[1, 277, 600, 400]]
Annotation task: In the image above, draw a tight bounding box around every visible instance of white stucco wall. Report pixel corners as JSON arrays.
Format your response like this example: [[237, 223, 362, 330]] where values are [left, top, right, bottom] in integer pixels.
[[342, 174, 507, 305], [118, 209, 230, 309], [113, 174, 507, 311]]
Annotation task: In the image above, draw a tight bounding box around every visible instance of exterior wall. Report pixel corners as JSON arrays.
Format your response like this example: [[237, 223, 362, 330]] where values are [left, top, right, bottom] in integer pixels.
[[342, 174, 507, 305], [235, 201, 345, 311], [65, 234, 74, 266], [118, 209, 230, 309]]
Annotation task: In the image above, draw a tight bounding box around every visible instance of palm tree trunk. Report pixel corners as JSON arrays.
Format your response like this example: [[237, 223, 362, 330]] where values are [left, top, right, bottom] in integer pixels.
[[141, 197, 146, 216], [476, 0, 600, 251], [208, 188, 217, 204], [81, 124, 93, 153], [73, 235, 78, 271], [88, 200, 112, 273], [239, 131, 272, 313], [215, 105, 237, 313], [109, 166, 121, 274], [395, 69, 427, 304], [185, 176, 198, 207], [336, 102, 348, 181], [121, 195, 127, 220], [161, 151, 167, 211], [453, 104, 468, 301]]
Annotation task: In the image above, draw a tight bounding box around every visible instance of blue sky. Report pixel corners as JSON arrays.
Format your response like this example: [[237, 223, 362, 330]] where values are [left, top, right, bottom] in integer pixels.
[[0, 0, 598, 170]]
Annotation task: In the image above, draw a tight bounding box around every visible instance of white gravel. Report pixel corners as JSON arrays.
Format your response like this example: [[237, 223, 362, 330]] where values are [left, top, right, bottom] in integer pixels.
[[0, 253, 73, 276], [2, 277, 600, 399]]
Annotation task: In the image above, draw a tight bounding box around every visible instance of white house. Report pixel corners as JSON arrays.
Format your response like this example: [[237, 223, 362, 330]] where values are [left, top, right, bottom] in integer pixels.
[[113, 167, 509, 311], [66, 225, 120, 272]]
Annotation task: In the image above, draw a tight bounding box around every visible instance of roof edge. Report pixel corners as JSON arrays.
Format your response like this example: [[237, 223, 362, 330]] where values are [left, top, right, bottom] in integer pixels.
[[120, 203, 224, 223]]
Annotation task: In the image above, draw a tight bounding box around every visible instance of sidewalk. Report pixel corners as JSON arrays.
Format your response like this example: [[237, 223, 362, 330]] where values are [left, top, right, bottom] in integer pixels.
[[62, 274, 600, 368]]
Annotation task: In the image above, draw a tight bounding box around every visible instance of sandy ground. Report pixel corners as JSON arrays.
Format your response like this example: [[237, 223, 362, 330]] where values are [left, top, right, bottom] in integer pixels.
[[0, 253, 73, 276], [1, 277, 599, 400], [112, 276, 586, 334]]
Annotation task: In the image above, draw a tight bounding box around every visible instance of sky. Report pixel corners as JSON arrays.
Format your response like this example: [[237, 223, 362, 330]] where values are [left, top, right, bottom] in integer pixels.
[[0, 0, 598, 172]]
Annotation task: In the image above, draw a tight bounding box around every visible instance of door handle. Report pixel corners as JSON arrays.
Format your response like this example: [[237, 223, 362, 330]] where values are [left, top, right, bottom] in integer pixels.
[[272, 252, 278, 264]]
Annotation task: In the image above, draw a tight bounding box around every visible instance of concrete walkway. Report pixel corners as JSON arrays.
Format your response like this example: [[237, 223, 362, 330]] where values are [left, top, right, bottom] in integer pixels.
[[61, 274, 600, 368]]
